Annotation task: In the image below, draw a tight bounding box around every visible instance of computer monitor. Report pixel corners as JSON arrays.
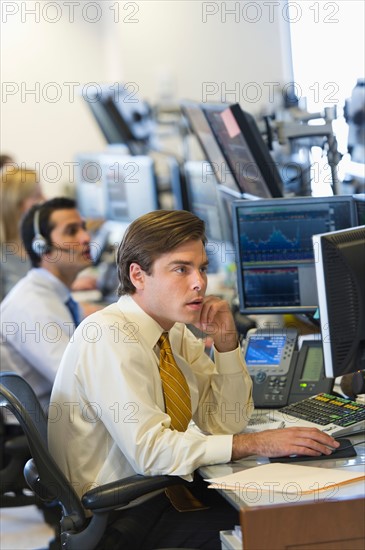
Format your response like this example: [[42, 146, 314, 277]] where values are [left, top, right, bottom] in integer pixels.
[[232, 196, 358, 314], [101, 155, 159, 221], [313, 226, 365, 378], [75, 153, 159, 222], [75, 154, 107, 219], [167, 157, 189, 211], [181, 101, 246, 198], [183, 161, 236, 273], [183, 161, 232, 244], [201, 103, 284, 198], [84, 84, 154, 155], [353, 194, 365, 225]]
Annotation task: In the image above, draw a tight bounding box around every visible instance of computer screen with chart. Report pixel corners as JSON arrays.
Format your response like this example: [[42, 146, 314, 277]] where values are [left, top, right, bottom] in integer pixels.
[[201, 103, 283, 199], [313, 225, 365, 378], [232, 196, 358, 314]]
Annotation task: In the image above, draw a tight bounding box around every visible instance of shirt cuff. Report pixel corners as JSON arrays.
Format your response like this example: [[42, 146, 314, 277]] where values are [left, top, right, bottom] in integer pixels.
[[213, 345, 245, 375], [202, 433, 233, 465]]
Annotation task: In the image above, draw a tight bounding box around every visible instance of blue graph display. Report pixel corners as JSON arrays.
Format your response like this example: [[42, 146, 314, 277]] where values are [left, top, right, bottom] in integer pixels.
[[239, 212, 328, 264], [244, 267, 300, 306]]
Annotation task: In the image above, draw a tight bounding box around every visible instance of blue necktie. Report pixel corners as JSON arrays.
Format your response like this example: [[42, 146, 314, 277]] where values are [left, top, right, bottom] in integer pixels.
[[65, 296, 80, 327]]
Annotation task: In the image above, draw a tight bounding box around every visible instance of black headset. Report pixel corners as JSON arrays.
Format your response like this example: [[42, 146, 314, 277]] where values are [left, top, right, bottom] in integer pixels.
[[31, 207, 49, 256]]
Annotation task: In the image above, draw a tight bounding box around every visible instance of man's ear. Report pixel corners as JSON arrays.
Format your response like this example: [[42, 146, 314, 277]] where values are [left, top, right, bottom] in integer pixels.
[[129, 262, 145, 290]]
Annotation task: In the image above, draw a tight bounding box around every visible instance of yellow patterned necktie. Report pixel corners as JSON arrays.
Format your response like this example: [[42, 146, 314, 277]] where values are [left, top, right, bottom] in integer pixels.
[[158, 332, 192, 431], [157, 332, 207, 512]]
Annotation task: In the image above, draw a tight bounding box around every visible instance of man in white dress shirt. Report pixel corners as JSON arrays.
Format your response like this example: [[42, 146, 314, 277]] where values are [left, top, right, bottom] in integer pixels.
[[0, 197, 93, 407], [49, 210, 339, 549]]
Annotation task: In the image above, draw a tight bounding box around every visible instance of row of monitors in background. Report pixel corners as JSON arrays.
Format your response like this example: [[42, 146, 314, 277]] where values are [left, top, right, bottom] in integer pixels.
[[84, 85, 283, 198]]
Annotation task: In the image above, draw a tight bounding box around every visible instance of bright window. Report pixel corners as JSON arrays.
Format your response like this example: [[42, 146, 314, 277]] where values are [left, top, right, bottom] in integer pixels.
[[289, 0, 365, 190]]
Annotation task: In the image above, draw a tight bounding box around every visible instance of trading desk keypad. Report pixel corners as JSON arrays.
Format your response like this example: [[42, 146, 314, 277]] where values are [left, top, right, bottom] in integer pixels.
[[279, 393, 365, 427]]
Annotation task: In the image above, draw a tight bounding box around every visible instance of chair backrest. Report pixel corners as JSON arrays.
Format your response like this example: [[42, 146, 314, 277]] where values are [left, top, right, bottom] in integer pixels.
[[0, 371, 48, 441], [0, 372, 86, 524]]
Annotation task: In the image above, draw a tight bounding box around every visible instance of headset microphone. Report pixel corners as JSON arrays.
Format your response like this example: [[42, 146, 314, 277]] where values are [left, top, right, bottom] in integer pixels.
[[32, 209, 76, 256], [31, 207, 49, 256], [48, 244, 75, 254]]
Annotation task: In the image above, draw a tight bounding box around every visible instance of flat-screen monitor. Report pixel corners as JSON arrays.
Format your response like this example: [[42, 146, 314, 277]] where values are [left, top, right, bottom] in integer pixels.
[[184, 161, 232, 244], [201, 103, 284, 198], [181, 101, 249, 198], [232, 196, 358, 314], [183, 161, 236, 272], [353, 194, 365, 225], [167, 156, 189, 211], [84, 84, 153, 155], [313, 226, 365, 378], [75, 154, 106, 219], [75, 153, 159, 222]]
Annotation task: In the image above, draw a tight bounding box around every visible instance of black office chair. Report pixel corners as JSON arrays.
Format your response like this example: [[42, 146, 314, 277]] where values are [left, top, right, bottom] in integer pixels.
[[0, 415, 36, 507], [0, 339, 38, 507], [0, 372, 190, 550]]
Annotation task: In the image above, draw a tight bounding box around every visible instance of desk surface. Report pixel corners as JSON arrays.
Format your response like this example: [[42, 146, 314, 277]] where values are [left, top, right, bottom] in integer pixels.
[[200, 433, 365, 511]]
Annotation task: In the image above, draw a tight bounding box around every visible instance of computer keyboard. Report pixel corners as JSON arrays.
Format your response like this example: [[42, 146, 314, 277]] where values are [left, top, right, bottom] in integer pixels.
[[268, 393, 365, 437]]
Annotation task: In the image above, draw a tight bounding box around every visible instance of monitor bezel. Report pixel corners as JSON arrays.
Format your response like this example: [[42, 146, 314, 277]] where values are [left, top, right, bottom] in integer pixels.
[[313, 225, 365, 378]]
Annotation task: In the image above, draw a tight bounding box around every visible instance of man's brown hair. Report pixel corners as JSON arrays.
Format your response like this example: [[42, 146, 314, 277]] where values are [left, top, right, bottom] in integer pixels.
[[117, 210, 206, 295]]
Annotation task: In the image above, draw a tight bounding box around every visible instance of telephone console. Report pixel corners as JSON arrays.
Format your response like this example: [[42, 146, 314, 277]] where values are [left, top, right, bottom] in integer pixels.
[[242, 329, 334, 408]]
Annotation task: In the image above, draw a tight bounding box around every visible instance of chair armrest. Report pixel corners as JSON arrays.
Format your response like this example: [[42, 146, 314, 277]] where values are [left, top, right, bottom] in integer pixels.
[[82, 474, 186, 512]]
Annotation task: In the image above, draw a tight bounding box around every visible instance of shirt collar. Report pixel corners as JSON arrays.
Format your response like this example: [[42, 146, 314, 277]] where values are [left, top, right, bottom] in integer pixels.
[[116, 294, 169, 349], [28, 268, 71, 302]]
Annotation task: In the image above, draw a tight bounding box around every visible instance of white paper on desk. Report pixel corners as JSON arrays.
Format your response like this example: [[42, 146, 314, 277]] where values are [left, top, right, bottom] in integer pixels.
[[206, 463, 365, 495]]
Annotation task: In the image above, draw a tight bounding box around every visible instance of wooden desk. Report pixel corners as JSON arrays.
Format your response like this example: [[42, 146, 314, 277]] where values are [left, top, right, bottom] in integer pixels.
[[240, 497, 365, 550], [200, 433, 365, 510], [202, 433, 364, 549]]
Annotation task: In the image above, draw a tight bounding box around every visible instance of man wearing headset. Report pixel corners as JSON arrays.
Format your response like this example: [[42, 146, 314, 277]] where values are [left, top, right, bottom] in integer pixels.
[[0, 197, 93, 407]]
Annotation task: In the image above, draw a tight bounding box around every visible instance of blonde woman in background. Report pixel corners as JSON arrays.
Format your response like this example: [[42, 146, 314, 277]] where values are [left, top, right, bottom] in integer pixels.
[[0, 154, 15, 169], [0, 164, 44, 300]]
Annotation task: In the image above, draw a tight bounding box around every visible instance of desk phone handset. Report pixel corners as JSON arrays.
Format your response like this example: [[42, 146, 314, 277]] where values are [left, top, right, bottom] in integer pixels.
[[242, 329, 333, 408]]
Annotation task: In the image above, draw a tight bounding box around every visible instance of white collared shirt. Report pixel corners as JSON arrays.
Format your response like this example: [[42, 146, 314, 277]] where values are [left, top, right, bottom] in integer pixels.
[[48, 294, 253, 498], [0, 268, 77, 407]]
